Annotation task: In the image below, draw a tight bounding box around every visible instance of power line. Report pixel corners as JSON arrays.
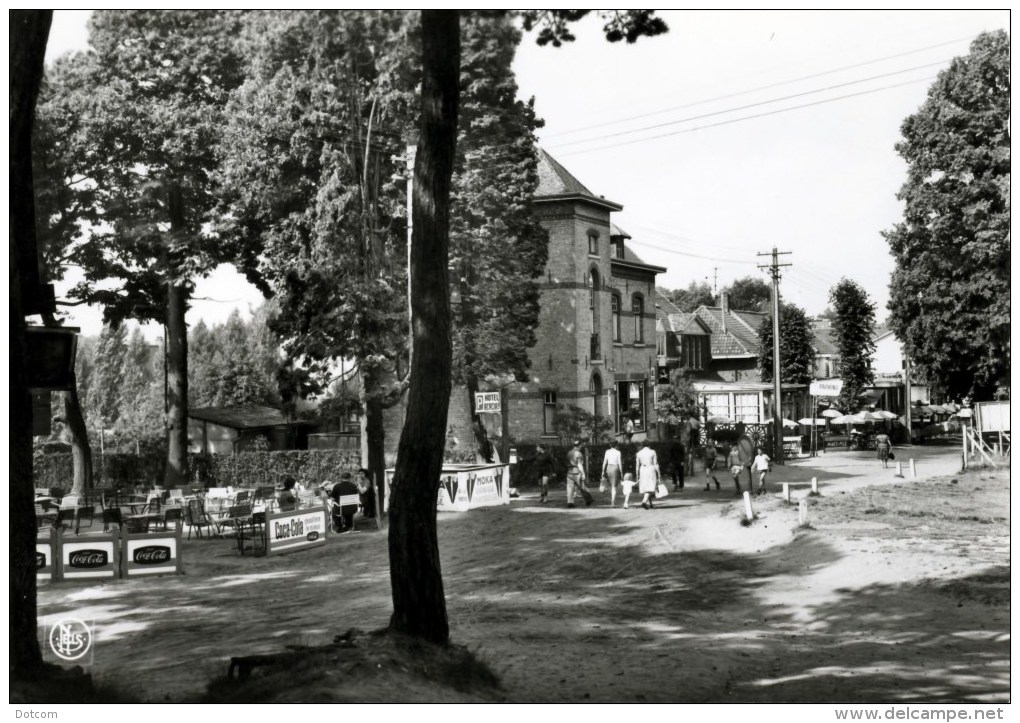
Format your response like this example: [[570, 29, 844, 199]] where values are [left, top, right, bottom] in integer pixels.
[[549, 59, 951, 150], [542, 33, 980, 140], [554, 75, 938, 158]]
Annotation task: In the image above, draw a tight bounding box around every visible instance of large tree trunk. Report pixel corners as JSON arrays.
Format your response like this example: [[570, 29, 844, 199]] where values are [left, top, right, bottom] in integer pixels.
[[10, 8, 52, 679], [164, 184, 190, 488], [63, 381, 94, 497], [164, 281, 189, 487], [387, 9, 459, 645]]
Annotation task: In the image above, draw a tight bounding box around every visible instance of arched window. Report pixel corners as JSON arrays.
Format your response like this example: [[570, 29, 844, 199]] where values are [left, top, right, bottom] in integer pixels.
[[632, 293, 644, 343], [611, 293, 621, 342], [591, 373, 603, 420]]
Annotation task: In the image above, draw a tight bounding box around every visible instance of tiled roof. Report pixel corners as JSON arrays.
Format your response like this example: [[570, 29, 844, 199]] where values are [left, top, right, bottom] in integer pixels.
[[695, 306, 765, 357], [654, 289, 683, 315], [813, 326, 838, 355], [610, 222, 631, 239], [536, 148, 596, 197], [188, 405, 311, 429]]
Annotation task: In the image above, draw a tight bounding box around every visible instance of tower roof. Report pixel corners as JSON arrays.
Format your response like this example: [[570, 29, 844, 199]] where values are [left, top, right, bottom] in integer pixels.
[[535, 148, 623, 211]]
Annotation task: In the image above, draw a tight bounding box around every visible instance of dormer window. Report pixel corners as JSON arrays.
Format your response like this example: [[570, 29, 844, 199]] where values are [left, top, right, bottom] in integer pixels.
[[610, 239, 624, 259]]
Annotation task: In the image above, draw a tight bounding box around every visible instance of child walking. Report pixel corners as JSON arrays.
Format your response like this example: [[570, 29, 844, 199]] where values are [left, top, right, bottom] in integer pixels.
[[752, 447, 771, 496]]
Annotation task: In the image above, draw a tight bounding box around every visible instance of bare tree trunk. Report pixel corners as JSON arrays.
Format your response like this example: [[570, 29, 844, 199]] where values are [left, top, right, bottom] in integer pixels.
[[387, 9, 459, 645], [10, 8, 52, 678], [164, 185, 189, 488], [63, 381, 93, 496], [362, 365, 385, 530], [164, 280, 189, 488]]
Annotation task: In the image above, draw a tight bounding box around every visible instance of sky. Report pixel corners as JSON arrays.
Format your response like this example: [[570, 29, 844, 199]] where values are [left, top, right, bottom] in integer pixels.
[[42, 9, 1010, 338]]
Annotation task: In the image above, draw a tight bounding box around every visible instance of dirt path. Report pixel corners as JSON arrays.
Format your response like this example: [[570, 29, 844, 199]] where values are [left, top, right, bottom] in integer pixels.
[[36, 447, 1009, 703]]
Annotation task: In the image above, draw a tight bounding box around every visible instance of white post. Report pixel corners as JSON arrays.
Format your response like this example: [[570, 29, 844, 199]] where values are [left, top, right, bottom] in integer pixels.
[[909, 458, 916, 478], [742, 491, 754, 522], [799, 499, 809, 526], [782, 482, 791, 503], [895, 461, 904, 478], [811, 476, 818, 495]]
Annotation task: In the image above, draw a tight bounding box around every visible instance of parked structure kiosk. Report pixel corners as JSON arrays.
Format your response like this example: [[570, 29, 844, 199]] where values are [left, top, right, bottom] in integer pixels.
[[384, 463, 511, 512]]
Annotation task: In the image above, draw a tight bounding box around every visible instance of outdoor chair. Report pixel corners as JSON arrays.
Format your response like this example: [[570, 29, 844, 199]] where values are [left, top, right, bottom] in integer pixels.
[[154, 506, 183, 532], [184, 499, 219, 539], [327, 494, 361, 534], [35, 503, 57, 530], [221, 504, 262, 554], [56, 495, 95, 535]]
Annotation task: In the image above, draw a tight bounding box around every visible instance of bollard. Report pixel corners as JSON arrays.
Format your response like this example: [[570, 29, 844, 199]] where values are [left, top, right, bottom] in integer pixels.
[[742, 491, 754, 522], [811, 477, 818, 495], [895, 461, 904, 478], [799, 499, 809, 527], [782, 483, 791, 503], [910, 459, 916, 478]]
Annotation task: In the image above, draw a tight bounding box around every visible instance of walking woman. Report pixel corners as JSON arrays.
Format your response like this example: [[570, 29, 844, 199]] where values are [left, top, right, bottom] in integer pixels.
[[636, 440, 661, 510], [601, 439, 623, 507], [874, 431, 892, 469]]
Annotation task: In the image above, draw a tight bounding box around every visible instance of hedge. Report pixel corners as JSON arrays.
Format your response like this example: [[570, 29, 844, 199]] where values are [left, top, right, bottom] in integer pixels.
[[33, 449, 361, 492]]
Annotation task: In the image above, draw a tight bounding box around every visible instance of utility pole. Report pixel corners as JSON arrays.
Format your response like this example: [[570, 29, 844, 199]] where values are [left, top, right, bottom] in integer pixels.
[[758, 247, 792, 464]]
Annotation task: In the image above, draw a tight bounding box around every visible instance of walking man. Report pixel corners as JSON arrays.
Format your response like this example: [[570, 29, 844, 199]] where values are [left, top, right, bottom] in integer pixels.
[[566, 439, 591, 508]]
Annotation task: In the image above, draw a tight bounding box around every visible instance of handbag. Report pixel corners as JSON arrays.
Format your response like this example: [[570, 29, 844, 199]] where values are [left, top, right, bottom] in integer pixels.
[[655, 483, 669, 499], [599, 475, 608, 493], [888, 450, 895, 460]]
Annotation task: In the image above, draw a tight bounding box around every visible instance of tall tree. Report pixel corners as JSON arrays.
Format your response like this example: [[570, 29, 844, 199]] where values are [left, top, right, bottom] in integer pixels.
[[11, 7, 52, 680], [829, 279, 876, 413], [660, 280, 714, 312], [724, 275, 771, 312], [884, 31, 1010, 400], [655, 366, 700, 425], [386, 8, 667, 644], [36, 11, 249, 486], [758, 302, 814, 385], [449, 13, 548, 456], [84, 322, 128, 441]]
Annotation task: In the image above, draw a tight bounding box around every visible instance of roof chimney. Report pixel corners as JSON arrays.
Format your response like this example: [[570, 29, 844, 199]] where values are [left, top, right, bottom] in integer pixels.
[[720, 291, 729, 333]]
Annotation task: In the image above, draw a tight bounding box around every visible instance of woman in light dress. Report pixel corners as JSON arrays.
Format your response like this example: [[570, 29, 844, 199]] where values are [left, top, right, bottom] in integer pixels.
[[601, 440, 624, 507], [635, 440, 661, 510]]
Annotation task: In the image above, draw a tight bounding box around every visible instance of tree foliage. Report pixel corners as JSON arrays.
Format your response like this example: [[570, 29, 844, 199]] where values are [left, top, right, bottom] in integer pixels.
[[883, 31, 1010, 401], [659, 280, 714, 312], [654, 366, 700, 425], [552, 404, 614, 445], [829, 279, 876, 413], [757, 302, 815, 385], [189, 308, 282, 409], [723, 275, 770, 313]]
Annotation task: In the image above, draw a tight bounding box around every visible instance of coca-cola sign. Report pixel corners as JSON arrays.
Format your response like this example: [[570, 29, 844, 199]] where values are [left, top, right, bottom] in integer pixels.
[[69, 550, 108, 568], [306, 531, 319, 542], [133, 546, 171, 565]]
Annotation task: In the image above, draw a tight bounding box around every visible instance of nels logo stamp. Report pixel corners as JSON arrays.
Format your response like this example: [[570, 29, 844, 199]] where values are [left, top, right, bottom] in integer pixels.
[[48, 618, 94, 663]]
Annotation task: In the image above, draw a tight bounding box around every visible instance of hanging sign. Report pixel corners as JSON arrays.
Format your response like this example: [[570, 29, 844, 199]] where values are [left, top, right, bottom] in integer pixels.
[[474, 392, 501, 413], [809, 379, 843, 397]]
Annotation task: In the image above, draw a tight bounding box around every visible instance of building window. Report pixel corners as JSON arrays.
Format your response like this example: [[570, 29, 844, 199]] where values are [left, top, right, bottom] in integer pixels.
[[734, 393, 760, 423], [589, 269, 600, 330], [632, 294, 644, 343], [611, 294, 621, 342], [543, 391, 557, 434], [656, 330, 666, 356], [704, 393, 731, 420], [685, 335, 705, 370], [618, 380, 646, 431], [588, 231, 599, 255], [610, 239, 624, 259]]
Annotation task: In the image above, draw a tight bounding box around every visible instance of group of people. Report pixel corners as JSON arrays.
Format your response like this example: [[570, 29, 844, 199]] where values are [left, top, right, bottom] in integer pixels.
[[704, 442, 772, 497], [535, 438, 775, 508], [274, 469, 377, 534]]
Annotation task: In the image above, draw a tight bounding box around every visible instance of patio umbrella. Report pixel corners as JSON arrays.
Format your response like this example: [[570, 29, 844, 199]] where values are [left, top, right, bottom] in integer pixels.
[[821, 409, 844, 418], [797, 418, 826, 426], [873, 410, 898, 420], [854, 411, 881, 423], [831, 414, 857, 425]]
